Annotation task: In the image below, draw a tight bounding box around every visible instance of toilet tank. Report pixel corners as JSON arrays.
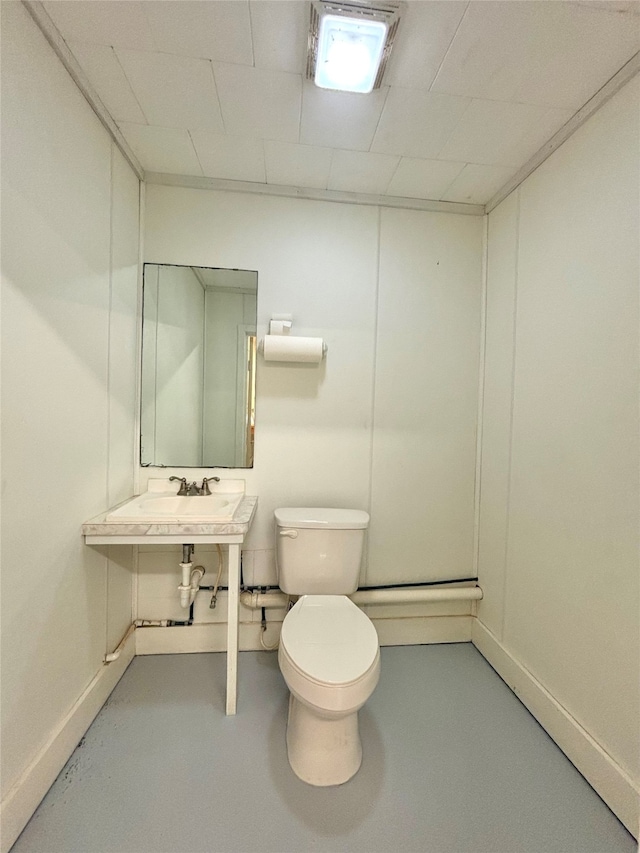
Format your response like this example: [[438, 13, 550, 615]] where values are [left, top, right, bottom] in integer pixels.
[[274, 508, 369, 595]]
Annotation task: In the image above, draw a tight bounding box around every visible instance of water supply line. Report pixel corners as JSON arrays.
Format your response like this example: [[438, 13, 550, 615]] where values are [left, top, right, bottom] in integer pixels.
[[104, 622, 136, 663], [208, 544, 224, 609]]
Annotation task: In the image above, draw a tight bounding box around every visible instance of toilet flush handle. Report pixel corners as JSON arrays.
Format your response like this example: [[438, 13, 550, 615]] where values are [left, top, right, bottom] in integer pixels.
[[279, 529, 298, 539]]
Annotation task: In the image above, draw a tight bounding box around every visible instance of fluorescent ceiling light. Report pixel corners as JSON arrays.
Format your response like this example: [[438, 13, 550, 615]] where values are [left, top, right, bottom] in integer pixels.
[[307, 1, 402, 95], [316, 15, 387, 94]]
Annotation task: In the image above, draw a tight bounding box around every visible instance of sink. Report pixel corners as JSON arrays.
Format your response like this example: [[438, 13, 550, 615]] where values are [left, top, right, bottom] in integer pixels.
[[107, 480, 245, 523]]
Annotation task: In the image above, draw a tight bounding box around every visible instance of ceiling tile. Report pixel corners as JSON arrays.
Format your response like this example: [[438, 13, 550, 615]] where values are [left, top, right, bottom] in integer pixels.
[[328, 150, 400, 194], [499, 106, 574, 166], [385, 1, 467, 89], [213, 63, 301, 142], [116, 50, 223, 131], [44, 1, 156, 51], [300, 83, 388, 151], [372, 88, 470, 159], [118, 124, 203, 175], [250, 1, 308, 74], [68, 41, 146, 124], [264, 141, 332, 189], [442, 163, 515, 205], [386, 158, 465, 200], [438, 100, 574, 167], [431, 1, 640, 110], [191, 131, 266, 182], [143, 1, 253, 65]]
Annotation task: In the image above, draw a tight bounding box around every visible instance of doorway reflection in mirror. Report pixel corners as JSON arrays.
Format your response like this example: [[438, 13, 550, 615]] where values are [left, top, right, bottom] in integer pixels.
[[140, 264, 257, 468]]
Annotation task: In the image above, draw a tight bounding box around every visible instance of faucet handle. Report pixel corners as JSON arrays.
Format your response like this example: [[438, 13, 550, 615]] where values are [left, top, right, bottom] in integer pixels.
[[201, 477, 220, 496], [169, 476, 189, 496]]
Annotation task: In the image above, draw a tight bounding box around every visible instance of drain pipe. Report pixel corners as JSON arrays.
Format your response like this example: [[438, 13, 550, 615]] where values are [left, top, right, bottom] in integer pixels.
[[351, 586, 483, 605], [240, 585, 483, 610], [178, 544, 205, 609]]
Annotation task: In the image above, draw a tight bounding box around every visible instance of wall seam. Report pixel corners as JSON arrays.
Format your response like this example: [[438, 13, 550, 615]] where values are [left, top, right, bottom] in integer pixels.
[[132, 180, 145, 624], [472, 213, 489, 581], [500, 186, 521, 643], [133, 181, 144, 493], [105, 142, 115, 656], [365, 206, 383, 587]]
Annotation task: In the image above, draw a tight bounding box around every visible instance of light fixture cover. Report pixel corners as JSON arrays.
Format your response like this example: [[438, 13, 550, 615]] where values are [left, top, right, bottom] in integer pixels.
[[315, 15, 387, 94], [307, 1, 402, 94]]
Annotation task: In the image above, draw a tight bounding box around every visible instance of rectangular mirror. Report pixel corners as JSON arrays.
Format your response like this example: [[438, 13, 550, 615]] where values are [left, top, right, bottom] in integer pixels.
[[140, 263, 257, 468]]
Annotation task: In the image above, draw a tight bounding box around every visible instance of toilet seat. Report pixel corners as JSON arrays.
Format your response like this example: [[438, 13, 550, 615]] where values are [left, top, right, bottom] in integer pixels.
[[280, 595, 379, 686]]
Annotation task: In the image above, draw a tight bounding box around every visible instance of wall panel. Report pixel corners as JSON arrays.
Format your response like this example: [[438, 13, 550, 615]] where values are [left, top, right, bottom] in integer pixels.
[[0, 1, 139, 820], [478, 77, 640, 815], [368, 208, 483, 584]]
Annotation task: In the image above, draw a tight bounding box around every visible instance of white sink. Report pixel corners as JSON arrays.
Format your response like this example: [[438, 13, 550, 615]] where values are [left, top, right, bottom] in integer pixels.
[[107, 479, 245, 523]]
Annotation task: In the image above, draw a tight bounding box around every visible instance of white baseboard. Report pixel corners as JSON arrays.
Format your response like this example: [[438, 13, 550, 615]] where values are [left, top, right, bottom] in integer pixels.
[[472, 620, 639, 838], [135, 615, 473, 656], [0, 633, 135, 853]]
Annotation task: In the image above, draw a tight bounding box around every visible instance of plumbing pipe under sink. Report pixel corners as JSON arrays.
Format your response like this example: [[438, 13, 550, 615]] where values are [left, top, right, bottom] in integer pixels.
[[178, 545, 205, 609], [179, 561, 205, 609]]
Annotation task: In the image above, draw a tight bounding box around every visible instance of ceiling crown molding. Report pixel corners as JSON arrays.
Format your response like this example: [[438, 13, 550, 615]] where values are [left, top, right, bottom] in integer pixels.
[[486, 49, 640, 213], [22, 0, 145, 181], [143, 172, 486, 216]]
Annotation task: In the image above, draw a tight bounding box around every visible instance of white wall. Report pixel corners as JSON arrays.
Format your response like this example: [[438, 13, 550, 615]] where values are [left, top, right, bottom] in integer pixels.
[[0, 0, 139, 828], [140, 186, 482, 613], [477, 77, 639, 830]]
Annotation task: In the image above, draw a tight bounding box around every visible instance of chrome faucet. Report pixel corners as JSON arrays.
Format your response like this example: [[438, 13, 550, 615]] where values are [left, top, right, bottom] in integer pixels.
[[170, 476, 220, 496], [198, 477, 220, 495], [169, 476, 189, 496]]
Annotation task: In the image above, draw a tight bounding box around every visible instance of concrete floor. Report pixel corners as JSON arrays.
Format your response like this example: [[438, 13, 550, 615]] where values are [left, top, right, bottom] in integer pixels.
[[11, 644, 635, 853]]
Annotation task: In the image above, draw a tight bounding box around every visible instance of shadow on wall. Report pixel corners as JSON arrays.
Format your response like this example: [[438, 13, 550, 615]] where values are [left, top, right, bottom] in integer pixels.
[[267, 695, 385, 835], [259, 356, 327, 400]]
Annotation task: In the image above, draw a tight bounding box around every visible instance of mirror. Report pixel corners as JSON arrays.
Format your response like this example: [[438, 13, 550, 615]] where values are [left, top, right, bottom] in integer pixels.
[[140, 263, 257, 468]]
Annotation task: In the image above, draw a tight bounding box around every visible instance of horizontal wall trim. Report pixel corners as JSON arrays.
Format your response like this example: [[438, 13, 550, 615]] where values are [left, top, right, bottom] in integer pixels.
[[472, 620, 639, 837], [486, 51, 640, 213], [144, 172, 486, 216], [0, 633, 135, 853]]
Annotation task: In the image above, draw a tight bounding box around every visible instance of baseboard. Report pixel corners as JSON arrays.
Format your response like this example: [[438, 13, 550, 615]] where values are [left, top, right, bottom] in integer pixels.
[[472, 620, 639, 837], [0, 633, 135, 853], [135, 615, 473, 655]]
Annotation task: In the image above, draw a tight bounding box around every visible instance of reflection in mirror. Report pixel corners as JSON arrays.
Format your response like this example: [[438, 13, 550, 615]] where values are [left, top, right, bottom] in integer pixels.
[[140, 264, 257, 468]]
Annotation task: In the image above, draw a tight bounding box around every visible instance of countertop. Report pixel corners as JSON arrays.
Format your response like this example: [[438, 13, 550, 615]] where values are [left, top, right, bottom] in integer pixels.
[[82, 495, 258, 538]]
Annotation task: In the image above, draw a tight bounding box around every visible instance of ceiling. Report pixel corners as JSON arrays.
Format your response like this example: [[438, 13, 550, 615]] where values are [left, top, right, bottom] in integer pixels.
[[40, 0, 640, 207]]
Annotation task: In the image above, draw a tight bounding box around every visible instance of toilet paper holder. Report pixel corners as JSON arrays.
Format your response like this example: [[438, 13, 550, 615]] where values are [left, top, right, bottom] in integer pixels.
[[268, 315, 292, 336]]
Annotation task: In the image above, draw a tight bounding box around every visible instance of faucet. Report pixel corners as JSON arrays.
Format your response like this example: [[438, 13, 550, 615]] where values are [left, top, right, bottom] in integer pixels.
[[169, 476, 189, 496], [199, 477, 220, 495], [170, 476, 220, 496]]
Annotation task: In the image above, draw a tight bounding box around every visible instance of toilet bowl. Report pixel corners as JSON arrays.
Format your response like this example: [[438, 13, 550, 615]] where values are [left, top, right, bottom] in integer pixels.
[[278, 594, 380, 786]]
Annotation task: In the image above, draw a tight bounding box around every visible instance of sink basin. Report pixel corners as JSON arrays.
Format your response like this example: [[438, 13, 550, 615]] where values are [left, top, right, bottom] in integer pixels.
[[107, 490, 244, 523]]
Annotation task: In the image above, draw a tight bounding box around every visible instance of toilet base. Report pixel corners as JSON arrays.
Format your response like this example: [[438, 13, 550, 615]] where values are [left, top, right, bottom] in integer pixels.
[[285, 694, 362, 786]]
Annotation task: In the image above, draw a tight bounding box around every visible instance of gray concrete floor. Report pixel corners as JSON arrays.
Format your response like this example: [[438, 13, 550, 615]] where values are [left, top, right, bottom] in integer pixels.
[[11, 644, 635, 853]]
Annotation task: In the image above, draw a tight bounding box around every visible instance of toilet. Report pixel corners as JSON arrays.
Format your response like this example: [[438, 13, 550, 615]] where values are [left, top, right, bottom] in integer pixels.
[[275, 507, 380, 787]]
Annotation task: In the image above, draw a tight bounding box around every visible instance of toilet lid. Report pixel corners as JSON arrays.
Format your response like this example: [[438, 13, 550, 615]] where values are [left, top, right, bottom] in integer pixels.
[[281, 596, 379, 685]]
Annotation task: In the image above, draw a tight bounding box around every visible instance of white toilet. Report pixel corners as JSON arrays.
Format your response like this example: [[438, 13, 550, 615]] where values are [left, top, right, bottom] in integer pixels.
[[275, 507, 380, 787]]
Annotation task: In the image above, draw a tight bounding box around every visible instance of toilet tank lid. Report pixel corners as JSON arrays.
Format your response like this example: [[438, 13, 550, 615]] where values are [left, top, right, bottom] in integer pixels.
[[274, 507, 369, 530]]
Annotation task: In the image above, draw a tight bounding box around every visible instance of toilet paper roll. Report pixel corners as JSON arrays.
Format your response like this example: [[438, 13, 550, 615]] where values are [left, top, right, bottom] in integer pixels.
[[262, 335, 325, 363]]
